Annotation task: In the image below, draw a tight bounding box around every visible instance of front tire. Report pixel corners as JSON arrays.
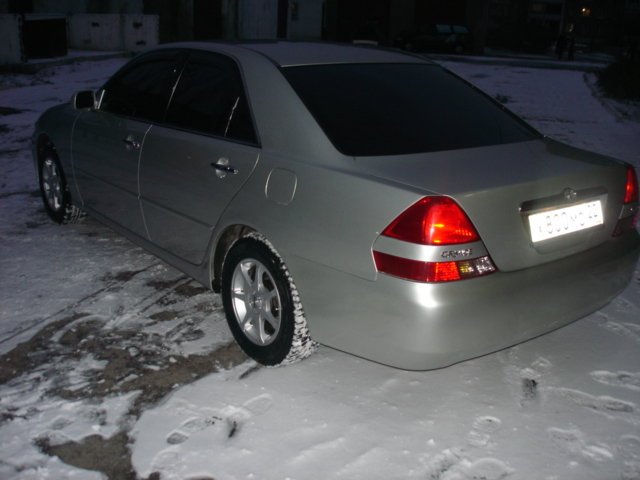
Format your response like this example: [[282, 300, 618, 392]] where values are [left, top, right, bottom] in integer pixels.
[[221, 233, 317, 366], [38, 146, 83, 224]]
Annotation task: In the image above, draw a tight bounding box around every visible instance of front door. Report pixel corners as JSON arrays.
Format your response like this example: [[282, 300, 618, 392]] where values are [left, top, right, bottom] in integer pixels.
[[72, 111, 150, 235], [71, 49, 182, 237]]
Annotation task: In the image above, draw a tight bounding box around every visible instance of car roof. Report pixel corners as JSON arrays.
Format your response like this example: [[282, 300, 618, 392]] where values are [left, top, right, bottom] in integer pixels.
[[236, 41, 430, 67], [157, 40, 432, 67]]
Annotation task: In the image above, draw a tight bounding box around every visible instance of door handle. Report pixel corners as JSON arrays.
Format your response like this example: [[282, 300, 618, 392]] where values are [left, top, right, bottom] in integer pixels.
[[211, 158, 238, 178], [122, 138, 141, 149]]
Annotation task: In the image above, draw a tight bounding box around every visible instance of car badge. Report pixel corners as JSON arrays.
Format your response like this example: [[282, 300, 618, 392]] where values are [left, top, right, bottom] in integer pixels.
[[563, 188, 578, 203]]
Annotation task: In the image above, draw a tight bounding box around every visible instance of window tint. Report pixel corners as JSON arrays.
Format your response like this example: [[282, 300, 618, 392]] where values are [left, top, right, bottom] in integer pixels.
[[164, 51, 257, 144], [100, 50, 180, 122], [282, 63, 540, 157]]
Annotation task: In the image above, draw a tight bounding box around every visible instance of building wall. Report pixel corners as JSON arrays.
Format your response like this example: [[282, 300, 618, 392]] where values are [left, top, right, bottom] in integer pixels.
[[0, 14, 25, 63], [238, 0, 277, 38], [287, 0, 323, 39], [33, 0, 144, 14], [68, 13, 158, 51]]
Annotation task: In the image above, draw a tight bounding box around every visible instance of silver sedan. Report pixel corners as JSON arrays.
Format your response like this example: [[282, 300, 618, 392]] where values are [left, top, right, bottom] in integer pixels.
[[33, 41, 640, 370]]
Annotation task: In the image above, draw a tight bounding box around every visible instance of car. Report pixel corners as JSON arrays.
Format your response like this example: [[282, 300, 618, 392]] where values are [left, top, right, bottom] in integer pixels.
[[33, 41, 640, 370], [394, 24, 472, 54]]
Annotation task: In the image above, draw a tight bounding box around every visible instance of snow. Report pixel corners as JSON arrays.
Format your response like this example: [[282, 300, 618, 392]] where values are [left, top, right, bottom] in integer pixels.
[[1, 56, 639, 480]]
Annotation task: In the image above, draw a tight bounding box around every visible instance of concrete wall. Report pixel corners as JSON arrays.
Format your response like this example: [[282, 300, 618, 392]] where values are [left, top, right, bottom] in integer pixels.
[[0, 14, 25, 64], [68, 14, 158, 51], [288, 0, 323, 40], [237, 0, 277, 39], [32, 0, 144, 14], [234, 0, 323, 40]]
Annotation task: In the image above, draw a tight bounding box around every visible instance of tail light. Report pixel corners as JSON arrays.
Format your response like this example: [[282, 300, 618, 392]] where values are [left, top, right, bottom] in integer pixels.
[[374, 197, 497, 282], [613, 165, 639, 236], [381, 197, 479, 245], [623, 165, 639, 204]]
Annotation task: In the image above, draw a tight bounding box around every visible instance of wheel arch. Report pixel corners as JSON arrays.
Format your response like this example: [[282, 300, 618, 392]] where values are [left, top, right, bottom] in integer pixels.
[[210, 224, 256, 293], [33, 134, 55, 180]]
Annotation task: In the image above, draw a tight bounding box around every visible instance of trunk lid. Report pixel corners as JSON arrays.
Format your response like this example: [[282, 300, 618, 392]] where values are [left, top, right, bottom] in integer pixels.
[[357, 138, 629, 272]]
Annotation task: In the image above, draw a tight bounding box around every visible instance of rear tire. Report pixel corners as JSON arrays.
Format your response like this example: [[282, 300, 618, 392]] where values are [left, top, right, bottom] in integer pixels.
[[38, 146, 84, 224], [221, 233, 317, 366]]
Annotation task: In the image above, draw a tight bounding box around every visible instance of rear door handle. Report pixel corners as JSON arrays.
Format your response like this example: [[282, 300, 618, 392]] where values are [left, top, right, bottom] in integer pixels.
[[122, 138, 140, 149], [211, 158, 238, 178]]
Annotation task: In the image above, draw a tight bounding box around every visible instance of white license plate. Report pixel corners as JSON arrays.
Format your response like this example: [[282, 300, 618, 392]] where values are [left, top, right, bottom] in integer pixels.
[[529, 200, 603, 243]]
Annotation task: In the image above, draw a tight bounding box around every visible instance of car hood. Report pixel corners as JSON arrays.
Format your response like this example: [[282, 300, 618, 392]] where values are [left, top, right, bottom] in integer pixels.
[[356, 138, 627, 272]]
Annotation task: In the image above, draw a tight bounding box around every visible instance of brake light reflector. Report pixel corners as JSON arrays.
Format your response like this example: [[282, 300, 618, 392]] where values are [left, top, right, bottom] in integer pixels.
[[381, 197, 480, 245], [624, 165, 639, 204], [373, 251, 496, 283]]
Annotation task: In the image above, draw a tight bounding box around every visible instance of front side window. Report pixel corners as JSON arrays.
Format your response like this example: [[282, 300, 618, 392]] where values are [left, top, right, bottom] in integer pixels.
[[164, 51, 257, 144], [100, 50, 181, 122], [282, 63, 540, 157]]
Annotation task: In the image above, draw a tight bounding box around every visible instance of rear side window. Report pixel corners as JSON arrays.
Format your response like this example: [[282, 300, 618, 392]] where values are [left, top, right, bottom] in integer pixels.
[[164, 51, 257, 144], [100, 50, 180, 122], [281, 63, 540, 157]]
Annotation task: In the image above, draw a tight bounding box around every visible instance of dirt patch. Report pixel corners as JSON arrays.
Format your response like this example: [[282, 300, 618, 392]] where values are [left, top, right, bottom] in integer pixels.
[[0, 312, 90, 385], [0, 278, 250, 480], [36, 432, 137, 480]]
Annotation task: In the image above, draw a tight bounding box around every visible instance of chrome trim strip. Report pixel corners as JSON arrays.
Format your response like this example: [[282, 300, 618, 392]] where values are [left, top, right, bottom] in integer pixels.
[[372, 236, 488, 262]]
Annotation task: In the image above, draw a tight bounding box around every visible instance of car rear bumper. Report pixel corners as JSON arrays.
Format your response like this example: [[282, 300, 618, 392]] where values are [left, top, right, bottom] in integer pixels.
[[288, 230, 640, 370]]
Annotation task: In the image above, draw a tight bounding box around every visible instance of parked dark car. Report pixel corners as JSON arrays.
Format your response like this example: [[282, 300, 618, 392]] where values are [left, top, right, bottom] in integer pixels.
[[395, 24, 472, 53]]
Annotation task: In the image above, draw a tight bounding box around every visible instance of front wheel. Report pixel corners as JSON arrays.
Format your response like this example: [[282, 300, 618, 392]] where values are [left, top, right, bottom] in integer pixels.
[[221, 233, 317, 366], [38, 146, 84, 224]]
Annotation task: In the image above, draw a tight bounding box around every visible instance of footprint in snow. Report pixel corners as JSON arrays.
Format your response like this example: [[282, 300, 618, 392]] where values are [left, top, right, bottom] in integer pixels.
[[548, 427, 614, 463], [591, 371, 640, 391], [619, 435, 640, 479], [242, 393, 273, 416], [502, 356, 552, 405], [423, 448, 513, 480], [553, 388, 636, 415], [618, 435, 640, 462], [600, 322, 640, 346], [468, 416, 502, 448], [164, 393, 274, 443]]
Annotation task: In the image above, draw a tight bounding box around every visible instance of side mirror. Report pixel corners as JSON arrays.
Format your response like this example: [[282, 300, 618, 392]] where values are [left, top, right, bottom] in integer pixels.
[[72, 90, 96, 110]]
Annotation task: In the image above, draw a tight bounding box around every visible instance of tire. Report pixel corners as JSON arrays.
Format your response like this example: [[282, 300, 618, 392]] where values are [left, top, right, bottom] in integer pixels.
[[221, 233, 317, 366], [38, 146, 84, 224]]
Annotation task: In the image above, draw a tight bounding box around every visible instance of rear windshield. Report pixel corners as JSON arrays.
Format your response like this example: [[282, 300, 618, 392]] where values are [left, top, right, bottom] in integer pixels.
[[281, 63, 540, 157]]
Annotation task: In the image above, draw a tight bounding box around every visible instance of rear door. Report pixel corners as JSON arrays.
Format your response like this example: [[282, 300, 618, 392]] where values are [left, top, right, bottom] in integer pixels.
[[72, 49, 181, 236], [139, 50, 260, 265]]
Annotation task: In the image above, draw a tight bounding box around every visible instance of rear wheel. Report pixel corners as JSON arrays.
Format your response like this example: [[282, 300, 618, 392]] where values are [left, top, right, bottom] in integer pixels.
[[221, 233, 317, 366], [38, 146, 83, 224]]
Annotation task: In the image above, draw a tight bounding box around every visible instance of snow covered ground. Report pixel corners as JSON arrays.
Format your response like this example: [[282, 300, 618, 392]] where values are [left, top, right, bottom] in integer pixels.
[[0, 56, 639, 480]]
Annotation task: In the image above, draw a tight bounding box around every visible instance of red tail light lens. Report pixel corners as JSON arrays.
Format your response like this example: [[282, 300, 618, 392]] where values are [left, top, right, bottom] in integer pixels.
[[613, 166, 639, 236], [381, 197, 480, 245], [624, 165, 639, 204]]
